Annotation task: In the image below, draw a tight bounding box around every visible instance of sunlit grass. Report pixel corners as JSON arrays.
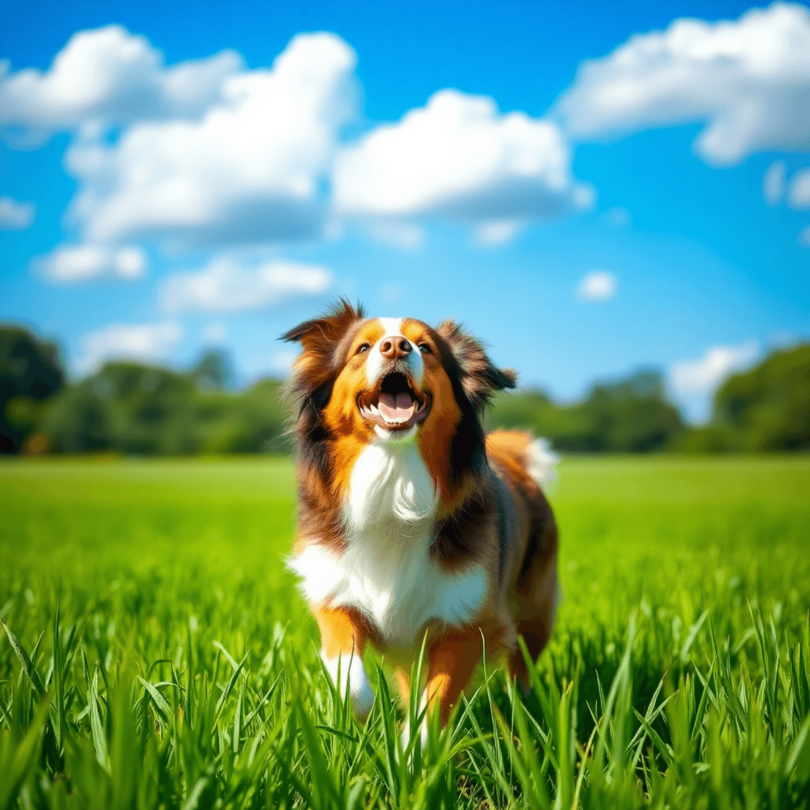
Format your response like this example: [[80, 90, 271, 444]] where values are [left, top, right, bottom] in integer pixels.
[[1, 455, 809, 808]]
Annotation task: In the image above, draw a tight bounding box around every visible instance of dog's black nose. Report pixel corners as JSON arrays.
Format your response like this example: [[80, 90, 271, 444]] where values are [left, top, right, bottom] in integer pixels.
[[380, 337, 412, 359]]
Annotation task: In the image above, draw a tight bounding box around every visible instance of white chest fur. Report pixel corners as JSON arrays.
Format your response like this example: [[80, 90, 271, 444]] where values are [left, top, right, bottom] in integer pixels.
[[290, 440, 487, 647]]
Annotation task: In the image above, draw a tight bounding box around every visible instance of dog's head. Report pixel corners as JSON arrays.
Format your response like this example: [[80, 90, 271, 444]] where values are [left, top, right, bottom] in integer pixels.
[[282, 300, 516, 488]]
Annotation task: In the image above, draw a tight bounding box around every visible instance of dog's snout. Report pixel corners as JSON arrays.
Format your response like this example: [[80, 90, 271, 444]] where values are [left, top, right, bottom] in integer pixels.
[[380, 336, 412, 360]]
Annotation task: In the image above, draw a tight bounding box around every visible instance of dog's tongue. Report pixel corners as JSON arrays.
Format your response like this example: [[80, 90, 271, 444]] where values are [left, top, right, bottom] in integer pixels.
[[378, 392, 415, 422]]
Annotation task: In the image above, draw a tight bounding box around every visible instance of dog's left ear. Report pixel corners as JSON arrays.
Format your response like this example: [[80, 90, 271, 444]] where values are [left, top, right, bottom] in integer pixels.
[[437, 320, 517, 410]]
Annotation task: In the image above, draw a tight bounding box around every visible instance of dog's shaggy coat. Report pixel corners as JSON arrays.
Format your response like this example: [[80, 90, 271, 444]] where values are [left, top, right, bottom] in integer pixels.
[[283, 301, 558, 730]]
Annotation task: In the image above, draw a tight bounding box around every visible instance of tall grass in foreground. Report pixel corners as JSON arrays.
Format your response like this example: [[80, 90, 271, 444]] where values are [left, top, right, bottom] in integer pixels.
[[1, 456, 809, 808], [2, 602, 809, 809]]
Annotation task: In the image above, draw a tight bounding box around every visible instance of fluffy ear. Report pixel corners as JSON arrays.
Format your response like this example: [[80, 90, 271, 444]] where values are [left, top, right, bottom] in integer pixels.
[[281, 299, 366, 402], [436, 320, 517, 410], [280, 298, 365, 349]]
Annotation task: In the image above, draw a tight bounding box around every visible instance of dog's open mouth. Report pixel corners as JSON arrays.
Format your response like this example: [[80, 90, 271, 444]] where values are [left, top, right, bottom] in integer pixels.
[[357, 372, 431, 431]]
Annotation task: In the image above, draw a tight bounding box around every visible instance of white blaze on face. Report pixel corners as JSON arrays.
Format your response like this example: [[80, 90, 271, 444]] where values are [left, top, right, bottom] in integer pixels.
[[365, 317, 424, 388]]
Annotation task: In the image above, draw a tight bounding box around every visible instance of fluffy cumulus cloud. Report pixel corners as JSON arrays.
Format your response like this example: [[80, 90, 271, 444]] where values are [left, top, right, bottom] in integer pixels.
[[63, 32, 357, 249], [7, 25, 594, 265], [556, 2, 810, 165], [668, 340, 760, 421], [160, 257, 332, 313], [787, 168, 810, 209], [0, 196, 35, 230], [34, 244, 146, 282], [577, 270, 617, 301], [74, 320, 183, 375], [0, 26, 240, 141], [333, 90, 592, 237]]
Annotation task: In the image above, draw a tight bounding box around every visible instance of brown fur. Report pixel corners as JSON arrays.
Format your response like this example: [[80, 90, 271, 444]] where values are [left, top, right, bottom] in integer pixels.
[[283, 304, 559, 723]]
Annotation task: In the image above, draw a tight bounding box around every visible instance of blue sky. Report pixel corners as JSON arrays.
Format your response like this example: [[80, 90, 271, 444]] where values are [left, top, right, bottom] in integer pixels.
[[1, 0, 809, 421]]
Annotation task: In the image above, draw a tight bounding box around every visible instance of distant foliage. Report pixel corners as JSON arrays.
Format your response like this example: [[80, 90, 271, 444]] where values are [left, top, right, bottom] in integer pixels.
[[42, 362, 288, 455], [487, 371, 686, 453], [715, 344, 810, 451], [675, 345, 810, 453], [2, 322, 809, 455], [191, 348, 234, 392], [0, 326, 64, 453]]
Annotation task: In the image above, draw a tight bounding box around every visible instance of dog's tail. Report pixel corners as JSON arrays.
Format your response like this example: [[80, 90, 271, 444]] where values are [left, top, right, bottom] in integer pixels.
[[526, 436, 559, 491], [486, 430, 560, 492]]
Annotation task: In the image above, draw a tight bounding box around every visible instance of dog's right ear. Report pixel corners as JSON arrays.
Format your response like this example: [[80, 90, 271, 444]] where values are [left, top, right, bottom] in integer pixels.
[[281, 299, 366, 399]]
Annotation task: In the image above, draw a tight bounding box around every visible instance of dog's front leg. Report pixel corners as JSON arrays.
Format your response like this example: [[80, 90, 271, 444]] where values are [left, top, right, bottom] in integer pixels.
[[313, 603, 374, 720], [425, 631, 483, 727]]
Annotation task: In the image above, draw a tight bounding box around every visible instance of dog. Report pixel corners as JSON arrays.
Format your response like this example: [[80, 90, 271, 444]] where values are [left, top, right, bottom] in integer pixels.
[[283, 300, 558, 734]]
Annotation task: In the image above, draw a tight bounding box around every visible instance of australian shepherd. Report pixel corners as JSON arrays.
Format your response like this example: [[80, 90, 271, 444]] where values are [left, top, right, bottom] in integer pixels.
[[282, 300, 558, 735]]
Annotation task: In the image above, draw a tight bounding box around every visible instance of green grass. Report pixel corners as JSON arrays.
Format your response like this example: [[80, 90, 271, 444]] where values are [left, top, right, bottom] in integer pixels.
[[1, 455, 809, 809]]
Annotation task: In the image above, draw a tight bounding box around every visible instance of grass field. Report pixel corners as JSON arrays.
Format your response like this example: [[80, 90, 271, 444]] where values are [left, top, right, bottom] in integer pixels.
[[1, 455, 810, 809]]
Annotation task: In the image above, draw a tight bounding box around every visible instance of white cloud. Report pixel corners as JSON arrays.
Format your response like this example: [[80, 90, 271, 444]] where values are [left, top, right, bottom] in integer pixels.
[[787, 167, 810, 209], [763, 161, 787, 206], [63, 31, 357, 248], [74, 320, 183, 375], [577, 270, 617, 301], [668, 340, 760, 421], [670, 341, 760, 395], [6, 27, 598, 257], [556, 2, 810, 165], [0, 196, 35, 230], [0, 26, 240, 141], [160, 256, 332, 313], [34, 244, 146, 282], [799, 225, 810, 247], [333, 90, 592, 230]]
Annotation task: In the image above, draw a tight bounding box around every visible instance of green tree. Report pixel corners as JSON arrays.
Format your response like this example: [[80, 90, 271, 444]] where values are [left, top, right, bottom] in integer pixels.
[[192, 349, 234, 391], [41, 361, 288, 455], [0, 326, 64, 452], [488, 370, 686, 453], [712, 344, 810, 451]]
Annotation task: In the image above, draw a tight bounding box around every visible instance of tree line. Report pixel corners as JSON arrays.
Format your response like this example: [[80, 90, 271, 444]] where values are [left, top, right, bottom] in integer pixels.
[[1, 324, 808, 455]]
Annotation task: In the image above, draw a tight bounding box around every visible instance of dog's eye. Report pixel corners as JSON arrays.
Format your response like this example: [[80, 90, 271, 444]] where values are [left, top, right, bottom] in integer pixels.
[[418, 343, 432, 354], [356, 343, 371, 355]]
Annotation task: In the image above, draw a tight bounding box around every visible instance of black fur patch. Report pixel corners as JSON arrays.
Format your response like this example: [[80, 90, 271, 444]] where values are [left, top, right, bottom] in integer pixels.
[[433, 321, 515, 484], [431, 490, 493, 567], [435, 320, 517, 412], [493, 475, 510, 586]]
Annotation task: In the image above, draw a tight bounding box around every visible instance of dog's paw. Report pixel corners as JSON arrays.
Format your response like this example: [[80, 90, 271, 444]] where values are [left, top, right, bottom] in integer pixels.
[[322, 650, 375, 719]]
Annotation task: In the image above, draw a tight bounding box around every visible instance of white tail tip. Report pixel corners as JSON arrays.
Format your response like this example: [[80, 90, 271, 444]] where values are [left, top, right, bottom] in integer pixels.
[[526, 437, 560, 491]]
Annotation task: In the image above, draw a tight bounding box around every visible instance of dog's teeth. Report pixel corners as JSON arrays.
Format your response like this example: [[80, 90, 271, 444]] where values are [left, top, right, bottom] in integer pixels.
[[370, 404, 379, 416]]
